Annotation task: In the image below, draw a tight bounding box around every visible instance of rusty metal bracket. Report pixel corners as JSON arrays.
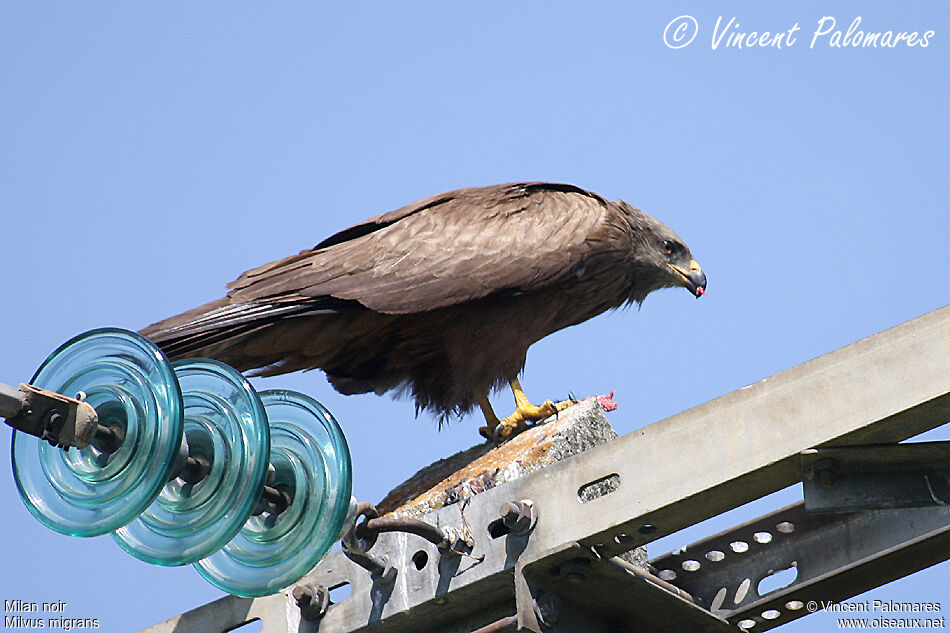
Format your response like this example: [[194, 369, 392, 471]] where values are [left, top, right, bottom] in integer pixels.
[[2, 382, 98, 448]]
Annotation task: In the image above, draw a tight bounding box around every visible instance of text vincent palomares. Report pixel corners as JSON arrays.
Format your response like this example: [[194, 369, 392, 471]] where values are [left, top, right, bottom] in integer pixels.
[[665, 15, 935, 50]]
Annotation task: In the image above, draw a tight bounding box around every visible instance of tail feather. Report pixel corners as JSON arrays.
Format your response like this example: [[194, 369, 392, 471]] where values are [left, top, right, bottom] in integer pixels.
[[139, 295, 364, 362]]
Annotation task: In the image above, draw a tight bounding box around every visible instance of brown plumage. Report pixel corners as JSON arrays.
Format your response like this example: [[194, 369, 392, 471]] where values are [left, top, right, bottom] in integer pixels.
[[141, 182, 706, 423]]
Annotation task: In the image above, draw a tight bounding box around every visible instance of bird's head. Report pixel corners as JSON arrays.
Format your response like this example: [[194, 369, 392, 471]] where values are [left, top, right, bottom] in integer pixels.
[[623, 203, 707, 300], [657, 236, 706, 298]]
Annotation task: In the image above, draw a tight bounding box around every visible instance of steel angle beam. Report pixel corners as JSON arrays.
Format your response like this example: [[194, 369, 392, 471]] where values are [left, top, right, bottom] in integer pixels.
[[802, 442, 950, 512], [514, 543, 733, 633], [650, 501, 950, 632], [138, 593, 287, 633]]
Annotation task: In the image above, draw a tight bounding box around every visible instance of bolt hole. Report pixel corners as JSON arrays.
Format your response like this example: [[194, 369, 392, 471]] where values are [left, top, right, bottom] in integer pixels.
[[488, 518, 511, 539], [735, 578, 752, 604], [412, 550, 429, 571], [757, 565, 798, 596], [224, 619, 262, 633], [638, 523, 656, 535], [577, 473, 620, 503], [328, 582, 351, 605], [711, 587, 728, 611]]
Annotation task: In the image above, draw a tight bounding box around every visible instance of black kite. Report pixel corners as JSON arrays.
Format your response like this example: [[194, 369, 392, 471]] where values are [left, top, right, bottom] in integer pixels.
[[141, 183, 706, 437]]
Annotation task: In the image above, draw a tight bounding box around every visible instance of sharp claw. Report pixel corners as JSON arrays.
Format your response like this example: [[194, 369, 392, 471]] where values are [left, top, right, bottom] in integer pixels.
[[482, 387, 582, 442], [492, 423, 508, 443]]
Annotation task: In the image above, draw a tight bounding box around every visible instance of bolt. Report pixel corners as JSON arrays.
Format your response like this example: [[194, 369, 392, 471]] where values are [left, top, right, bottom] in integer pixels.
[[440, 525, 474, 553], [180, 453, 211, 485], [533, 591, 561, 628], [41, 410, 64, 446], [292, 584, 329, 620], [558, 557, 590, 584], [499, 499, 538, 535], [292, 585, 311, 604], [343, 549, 397, 584], [814, 458, 841, 490], [94, 411, 127, 454], [500, 502, 524, 524]]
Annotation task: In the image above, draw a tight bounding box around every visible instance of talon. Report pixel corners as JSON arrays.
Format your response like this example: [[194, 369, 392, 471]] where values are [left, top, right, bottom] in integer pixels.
[[475, 380, 579, 442], [498, 416, 529, 438], [492, 423, 508, 443]]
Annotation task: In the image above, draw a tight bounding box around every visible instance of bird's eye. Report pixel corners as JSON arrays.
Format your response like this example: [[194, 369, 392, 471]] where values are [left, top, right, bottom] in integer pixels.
[[661, 240, 674, 255]]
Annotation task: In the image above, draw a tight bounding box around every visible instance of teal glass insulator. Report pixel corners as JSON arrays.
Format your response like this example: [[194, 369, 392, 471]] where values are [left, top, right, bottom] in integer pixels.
[[195, 390, 352, 597], [12, 328, 183, 537], [113, 359, 270, 566]]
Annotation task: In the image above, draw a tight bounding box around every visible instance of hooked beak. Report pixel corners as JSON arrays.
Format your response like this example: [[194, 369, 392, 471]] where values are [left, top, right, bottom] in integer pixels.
[[669, 260, 706, 298]]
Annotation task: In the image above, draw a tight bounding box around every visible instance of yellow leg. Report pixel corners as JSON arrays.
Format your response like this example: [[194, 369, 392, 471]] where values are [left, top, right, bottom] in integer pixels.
[[477, 394, 502, 439], [477, 379, 576, 440], [509, 378, 573, 420]]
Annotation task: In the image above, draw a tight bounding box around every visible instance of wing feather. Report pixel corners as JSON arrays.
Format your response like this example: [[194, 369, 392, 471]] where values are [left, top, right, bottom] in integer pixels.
[[226, 183, 610, 314]]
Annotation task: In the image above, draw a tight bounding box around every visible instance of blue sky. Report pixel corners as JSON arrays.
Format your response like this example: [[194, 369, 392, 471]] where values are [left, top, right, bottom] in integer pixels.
[[1, 3, 947, 631]]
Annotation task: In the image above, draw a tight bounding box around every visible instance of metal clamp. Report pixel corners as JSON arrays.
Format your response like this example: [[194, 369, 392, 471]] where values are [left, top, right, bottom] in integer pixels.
[[292, 583, 330, 620], [341, 502, 397, 584], [2, 382, 98, 449]]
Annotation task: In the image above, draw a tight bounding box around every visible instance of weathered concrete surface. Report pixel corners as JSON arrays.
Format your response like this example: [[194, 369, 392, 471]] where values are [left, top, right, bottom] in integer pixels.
[[378, 397, 618, 517], [376, 395, 648, 567]]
